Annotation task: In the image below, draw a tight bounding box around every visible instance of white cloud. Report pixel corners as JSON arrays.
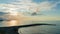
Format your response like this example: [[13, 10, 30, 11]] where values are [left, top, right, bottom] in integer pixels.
[[38, 2, 53, 11], [0, 0, 60, 16], [10, 0, 60, 12], [0, 0, 60, 21], [0, 0, 38, 15]]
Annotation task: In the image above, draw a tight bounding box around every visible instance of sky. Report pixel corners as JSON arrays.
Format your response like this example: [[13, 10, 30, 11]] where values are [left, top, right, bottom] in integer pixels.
[[0, 0, 60, 21]]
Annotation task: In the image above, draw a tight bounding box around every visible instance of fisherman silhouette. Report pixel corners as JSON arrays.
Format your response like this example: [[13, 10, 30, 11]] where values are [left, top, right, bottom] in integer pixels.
[[0, 23, 56, 34]]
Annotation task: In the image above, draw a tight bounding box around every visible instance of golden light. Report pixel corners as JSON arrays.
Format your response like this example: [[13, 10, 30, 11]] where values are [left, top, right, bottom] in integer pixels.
[[6, 20, 20, 26], [9, 11, 18, 16]]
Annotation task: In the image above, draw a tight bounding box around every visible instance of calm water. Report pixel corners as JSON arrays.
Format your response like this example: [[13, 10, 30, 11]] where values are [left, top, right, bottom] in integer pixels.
[[0, 21, 60, 34]]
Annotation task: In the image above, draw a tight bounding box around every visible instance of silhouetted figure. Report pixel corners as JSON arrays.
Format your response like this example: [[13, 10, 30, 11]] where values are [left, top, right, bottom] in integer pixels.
[[0, 23, 56, 34]]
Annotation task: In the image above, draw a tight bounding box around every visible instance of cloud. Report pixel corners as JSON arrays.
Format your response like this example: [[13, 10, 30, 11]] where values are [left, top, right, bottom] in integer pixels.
[[0, 0, 38, 16], [0, 0, 60, 16], [0, 0, 60, 21], [38, 1, 52, 11], [9, 0, 60, 12]]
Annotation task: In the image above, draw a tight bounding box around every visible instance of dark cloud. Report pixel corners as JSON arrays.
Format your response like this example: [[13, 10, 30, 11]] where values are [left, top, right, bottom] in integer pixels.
[[0, 12, 7, 16]]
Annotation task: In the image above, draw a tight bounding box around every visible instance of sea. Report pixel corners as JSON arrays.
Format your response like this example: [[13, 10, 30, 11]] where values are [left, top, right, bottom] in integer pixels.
[[0, 21, 60, 34]]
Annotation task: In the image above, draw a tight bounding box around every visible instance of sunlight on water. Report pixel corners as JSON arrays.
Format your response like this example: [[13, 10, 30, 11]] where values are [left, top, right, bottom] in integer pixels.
[[4, 20, 21, 26], [0, 21, 60, 34], [6, 20, 18, 26]]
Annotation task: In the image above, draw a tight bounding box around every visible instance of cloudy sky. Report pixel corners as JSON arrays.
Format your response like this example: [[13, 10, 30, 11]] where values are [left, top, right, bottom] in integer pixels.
[[0, 0, 60, 21]]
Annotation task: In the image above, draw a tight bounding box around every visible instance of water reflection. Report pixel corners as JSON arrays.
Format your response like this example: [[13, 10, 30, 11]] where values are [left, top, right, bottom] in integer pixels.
[[0, 21, 59, 34], [3, 20, 22, 26], [5, 20, 18, 26]]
